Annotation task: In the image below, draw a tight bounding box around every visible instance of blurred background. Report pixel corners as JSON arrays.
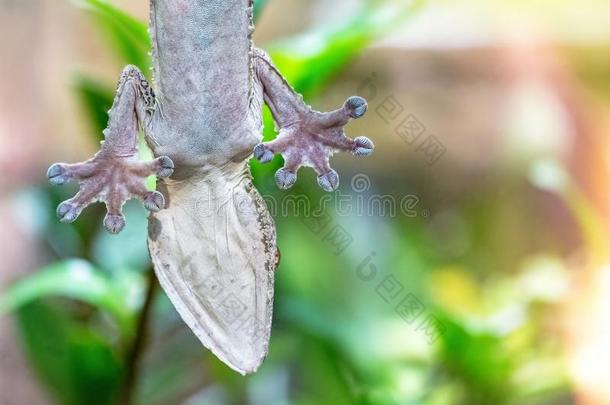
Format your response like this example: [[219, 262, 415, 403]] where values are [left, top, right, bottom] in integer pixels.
[[1, 0, 609, 404]]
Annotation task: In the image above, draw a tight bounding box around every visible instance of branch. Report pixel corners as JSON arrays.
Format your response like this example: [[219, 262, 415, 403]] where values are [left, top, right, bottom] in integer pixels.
[[118, 267, 157, 405]]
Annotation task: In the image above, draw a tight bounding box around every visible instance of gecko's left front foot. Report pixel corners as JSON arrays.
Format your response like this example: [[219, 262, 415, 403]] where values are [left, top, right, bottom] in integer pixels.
[[47, 65, 174, 234], [252, 50, 374, 192], [48, 154, 173, 233]]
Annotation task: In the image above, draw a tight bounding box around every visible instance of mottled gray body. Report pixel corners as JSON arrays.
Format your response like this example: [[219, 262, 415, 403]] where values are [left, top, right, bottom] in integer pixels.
[[149, 0, 258, 167], [147, 0, 276, 374], [47, 0, 373, 374]]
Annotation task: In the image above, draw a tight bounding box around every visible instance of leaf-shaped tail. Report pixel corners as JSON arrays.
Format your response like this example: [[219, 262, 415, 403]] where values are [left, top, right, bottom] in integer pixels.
[[147, 163, 277, 374]]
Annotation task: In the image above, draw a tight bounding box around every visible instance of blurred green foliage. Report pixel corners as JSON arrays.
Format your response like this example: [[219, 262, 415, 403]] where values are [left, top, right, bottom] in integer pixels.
[[1, 1, 580, 404]]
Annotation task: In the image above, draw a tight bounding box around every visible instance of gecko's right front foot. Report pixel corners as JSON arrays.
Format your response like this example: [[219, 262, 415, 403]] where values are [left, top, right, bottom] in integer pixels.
[[48, 153, 174, 233], [251, 50, 374, 192], [47, 64, 173, 234]]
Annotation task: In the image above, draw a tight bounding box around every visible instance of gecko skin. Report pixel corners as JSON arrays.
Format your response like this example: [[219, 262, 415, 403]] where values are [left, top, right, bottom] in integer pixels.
[[47, 0, 373, 374]]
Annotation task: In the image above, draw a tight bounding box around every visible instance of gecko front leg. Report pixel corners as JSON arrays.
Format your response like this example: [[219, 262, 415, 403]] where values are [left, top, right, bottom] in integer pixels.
[[251, 49, 374, 192], [47, 65, 174, 234]]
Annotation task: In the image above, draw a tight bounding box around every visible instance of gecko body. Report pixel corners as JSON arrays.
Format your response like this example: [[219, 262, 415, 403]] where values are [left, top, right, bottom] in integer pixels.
[[47, 0, 373, 374]]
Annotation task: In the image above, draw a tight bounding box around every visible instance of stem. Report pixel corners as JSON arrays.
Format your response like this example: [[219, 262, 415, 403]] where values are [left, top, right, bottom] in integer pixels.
[[118, 267, 157, 405]]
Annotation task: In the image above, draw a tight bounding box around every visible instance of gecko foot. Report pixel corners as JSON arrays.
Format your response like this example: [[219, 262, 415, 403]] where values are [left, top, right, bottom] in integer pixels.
[[253, 96, 374, 192], [48, 154, 174, 233], [48, 65, 173, 234]]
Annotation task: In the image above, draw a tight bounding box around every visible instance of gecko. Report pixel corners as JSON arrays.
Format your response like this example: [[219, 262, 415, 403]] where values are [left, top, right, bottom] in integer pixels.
[[46, 0, 374, 375]]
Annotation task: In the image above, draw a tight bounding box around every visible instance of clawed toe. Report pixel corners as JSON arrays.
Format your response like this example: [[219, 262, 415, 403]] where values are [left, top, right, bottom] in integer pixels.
[[254, 144, 274, 164], [345, 96, 368, 118], [156, 156, 175, 178], [57, 201, 80, 223], [144, 191, 166, 212], [104, 214, 125, 234], [352, 136, 375, 157], [275, 168, 297, 190], [47, 164, 69, 186], [317, 170, 339, 192]]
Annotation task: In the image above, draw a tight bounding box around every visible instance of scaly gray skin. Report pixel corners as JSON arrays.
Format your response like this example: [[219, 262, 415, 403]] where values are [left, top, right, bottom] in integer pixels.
[[47, 0, 373, 374]]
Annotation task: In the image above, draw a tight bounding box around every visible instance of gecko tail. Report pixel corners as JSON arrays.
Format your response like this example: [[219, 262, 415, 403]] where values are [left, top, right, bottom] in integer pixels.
[[147, 163, 277, 374]]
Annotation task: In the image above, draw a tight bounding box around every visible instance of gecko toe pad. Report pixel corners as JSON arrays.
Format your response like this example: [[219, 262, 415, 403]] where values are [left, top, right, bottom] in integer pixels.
[[104, 214, 126, 234], [317, 170, 340, 192], [275, 168, 297, 190], [352, 136, 375, 156], [345, 96, 368, 118], [254, 144, 274, 164], [143, 191, 166, 212], [48, 153, 174, 234], [57, 201, 81, 224], [156, 156, 175, 178], [47, 164, 71, 186]]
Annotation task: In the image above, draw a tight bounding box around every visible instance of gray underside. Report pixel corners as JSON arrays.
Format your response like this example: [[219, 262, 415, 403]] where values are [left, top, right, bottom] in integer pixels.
[[147, 163, 276, 374]]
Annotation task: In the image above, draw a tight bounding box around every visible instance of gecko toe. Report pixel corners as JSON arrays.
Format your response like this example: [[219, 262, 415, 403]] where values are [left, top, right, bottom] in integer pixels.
[[156, 156, 175, 178], [57, 201, 80, 223], [352, 136, 375, 157], [144, 191, 166, 212], [254, 144, 274, 164], [275, 168, 297, 190], [317, 170, 339, 192], [104, 214, 125, 234], [47, 164, 69, 186], [345, 96, 368, 119]]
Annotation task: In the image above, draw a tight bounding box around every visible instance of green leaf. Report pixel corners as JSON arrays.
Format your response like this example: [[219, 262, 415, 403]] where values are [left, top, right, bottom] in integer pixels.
[[253, 0, 269, 22], [16, 301, 123, 405], [72, 0, 151, 69], [437, 315, 514, 402], [276, 298, 366, 402], [72, 74, 114, 140], [252, 0, 423, 180], [267, 0, 424, 97], [91, 201, 152, 272], [0, 260, 140, 333]]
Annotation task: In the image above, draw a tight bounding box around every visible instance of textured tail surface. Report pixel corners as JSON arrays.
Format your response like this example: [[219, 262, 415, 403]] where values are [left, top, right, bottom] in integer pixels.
[[147, 163, 277, 374]]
